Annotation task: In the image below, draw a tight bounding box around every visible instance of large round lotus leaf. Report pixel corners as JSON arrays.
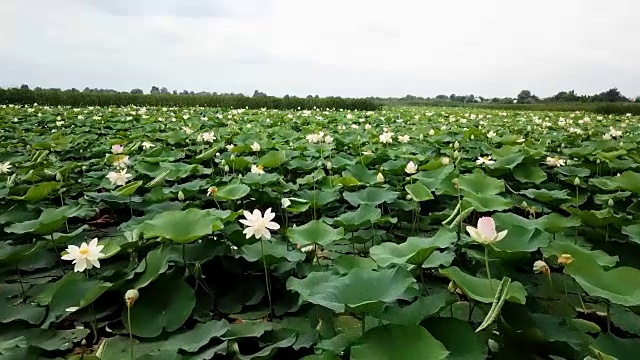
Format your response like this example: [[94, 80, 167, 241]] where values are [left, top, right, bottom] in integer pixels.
[[520, 188, 570, 203], [422, 317, 487, 360], [379, 292, 456, 326], [535, 213, 581, 233], [140, 208, 223, 243], [257, 150, 287, 168], [405, 182, 434, 201], [330, 204, 382, 230], [237, 240, 305, 265], [287, 220, 345, 247], [37, 272, 112, 328], [513, 163, 548, 184], [369, 229, 456, 267], [287, 267, 417, 314], [592, 333, 640, 360], [565, 207, 618, 228], [542, 239, 618, 268], [564, 257, 640, 306], [463, 193, 513, 212], [459, 169, 505, 195], [589, 171, 640, 195], [5, 205, 81, 235], [297, 189, 340, 208], [343, 187, 398, 206], [344, 163, 379, 184], [439, 267, 527, 304], [125, 271, 196, 338], [350, 324, 449, 360], [10, 181, 61, 202], [492, 212, 551, 252], [621, 223, 640, 245], [214, 183, 251, 200]]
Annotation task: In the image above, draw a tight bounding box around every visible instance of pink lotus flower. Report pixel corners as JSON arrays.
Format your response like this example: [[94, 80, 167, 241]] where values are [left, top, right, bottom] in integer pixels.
[[466, 217, 507, 245], [111, 144, 124, 154]]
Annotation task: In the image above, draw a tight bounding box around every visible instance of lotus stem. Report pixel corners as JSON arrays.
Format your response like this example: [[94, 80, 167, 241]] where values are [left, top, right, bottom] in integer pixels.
[[606, 301, 611, 333], [260, 238, 274, 319], [15, 265, 25, 297], [128, 305, 134, 360], [485, 246, 494, 292], [50, 234, 66, 276]]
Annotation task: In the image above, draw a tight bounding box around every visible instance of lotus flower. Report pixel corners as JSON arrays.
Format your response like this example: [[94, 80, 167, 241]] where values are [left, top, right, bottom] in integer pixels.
[[405, 161, 418, 174], [61, 238, 105, 272], [239, 208, 280, 240], [466, 217, 507, 245]]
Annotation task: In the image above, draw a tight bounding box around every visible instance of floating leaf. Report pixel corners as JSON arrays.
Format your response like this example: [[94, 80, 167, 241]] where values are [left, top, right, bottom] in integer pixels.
[[350, 324, 449, 360]]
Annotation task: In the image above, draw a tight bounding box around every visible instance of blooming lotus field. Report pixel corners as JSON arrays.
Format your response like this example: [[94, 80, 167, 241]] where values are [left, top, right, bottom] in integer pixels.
[[2, 104, 640, 360]]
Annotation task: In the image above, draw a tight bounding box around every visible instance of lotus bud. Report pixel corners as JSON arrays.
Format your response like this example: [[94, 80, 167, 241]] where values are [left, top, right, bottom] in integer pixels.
[[125, 289, 139, 307], [454, 141, 460, 149], [326, 161, 333, 170], [488, 339, 500, 353], [224, 165, 230, 172], [55, 172, 62, 181], [520, 201, 528, 208], [428, 129, 435, 136], [451, 178, 460, 189], [81, 339, 87, 346], [441, 156, 451, 165], [557, 254, 574, 265], [470, 134, 475, 140], [447, 281, 457, 293], [178, 190, 185, 201], [533, 260, 550, 275], [376, 172, 385, 183], [607, 199, 614, 207], [573, 177, 580, 186], [453, 150, 460, 159], [405, 194, 413, 201], [281, 198, 291, 209]]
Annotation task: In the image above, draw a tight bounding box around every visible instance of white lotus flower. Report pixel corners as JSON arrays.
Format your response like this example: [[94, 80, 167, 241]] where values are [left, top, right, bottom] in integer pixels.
[[441, 156, 451, 165], [379, 132, 393, 144], [364, 124, 372, 130], [111, 144, 124, 154], [198, 131, 216, 143], [112, 155, 129, 169], [466, 217, 507, 245], [405, 161, 418, 174], [324, 135, 334, 144], [546, 156, 566, 167], [206, 186, 218, 196], [251, 142, 261, 152], [182, 126, 193, 134], [106, 169, 132, 186], [602, 133, 612, 140], [251, 164, 265, 174], [141, 141, 155, 150], [226, 144, 235, 151], [0, 162, 12, 174], [306, 133, 322, 143], [428, 129, 435, 136], [398, 135, 410, 143], [61, 238, 106, 272], [376, 172, 385, 183], [239, 208, 280, 240], [609, 127, 623, 138], [476, 156, 495, 165], [487, 131, 496, 139]]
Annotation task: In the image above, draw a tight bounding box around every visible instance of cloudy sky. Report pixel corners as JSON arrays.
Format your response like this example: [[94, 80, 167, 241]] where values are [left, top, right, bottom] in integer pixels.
[[1, 0, 638, 98]]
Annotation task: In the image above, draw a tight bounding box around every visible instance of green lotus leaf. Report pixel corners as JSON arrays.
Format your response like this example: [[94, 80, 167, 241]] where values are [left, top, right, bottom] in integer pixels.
[[439, 267, 527, 304], [564, 257, 640, 306], [543, 239, 618, 267], [592, 333, 640, 360], [140, 208, 224, 243], [4, 205, 81, 235], [350, 324, 449, 360], [214, 183, 251, 200], [492, 212, 552, 252], [257, 150, 287, 168], [343, 187, 399, 206], [423, 317, 488, 360], [513, 163, 548, 184], [378, 292, 456, 325], [287, 267, 417, 314], [520, 188, 571, 202], [125, 271, 196, 338], [330, 204, 382, 230], [112, 180, 143, 197], [405, 182, 434, 201], [287, 220, 345, 247], [237, 240, 306, 265], [10, 181, 61, 202], [369, 229, 456, 267]]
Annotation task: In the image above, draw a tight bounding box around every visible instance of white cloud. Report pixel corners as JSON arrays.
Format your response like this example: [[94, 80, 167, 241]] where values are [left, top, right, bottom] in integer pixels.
[[0, 0, 638, 97]]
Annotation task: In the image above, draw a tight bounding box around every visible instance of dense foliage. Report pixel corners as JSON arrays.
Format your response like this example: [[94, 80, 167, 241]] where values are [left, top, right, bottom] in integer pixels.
[[1, 105, 640, 359], [0, 88, 380, 111]]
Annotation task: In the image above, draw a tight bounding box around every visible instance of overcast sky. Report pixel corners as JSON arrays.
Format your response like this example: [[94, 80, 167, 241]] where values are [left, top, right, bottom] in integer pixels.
[[1, 0, 639, 98]]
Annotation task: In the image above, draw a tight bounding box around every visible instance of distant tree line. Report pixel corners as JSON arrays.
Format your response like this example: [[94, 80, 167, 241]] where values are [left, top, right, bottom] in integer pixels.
[[1, 86, 380, 111], [372, 88, 639, 106]]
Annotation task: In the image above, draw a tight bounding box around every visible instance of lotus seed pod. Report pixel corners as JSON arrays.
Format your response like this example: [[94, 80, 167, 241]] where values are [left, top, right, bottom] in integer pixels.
[[608, 199, 614, 207], [557, 254, 574, 265], [178, 190, 185, 201], [533, 260, 550, 275], [125, 289, 139, 307]]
